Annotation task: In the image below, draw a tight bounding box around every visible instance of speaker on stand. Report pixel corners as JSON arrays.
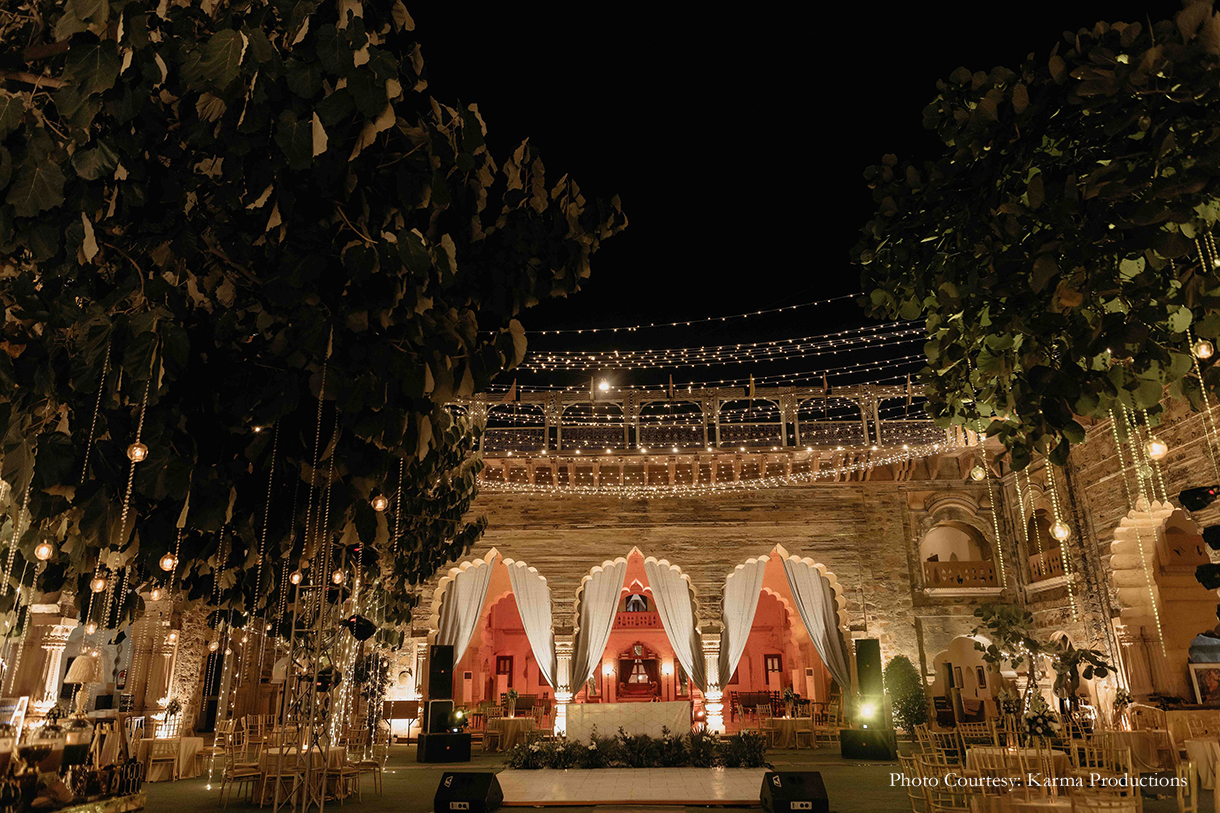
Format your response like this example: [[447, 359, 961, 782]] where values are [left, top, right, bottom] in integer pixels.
[[418, 645, 471, 763]]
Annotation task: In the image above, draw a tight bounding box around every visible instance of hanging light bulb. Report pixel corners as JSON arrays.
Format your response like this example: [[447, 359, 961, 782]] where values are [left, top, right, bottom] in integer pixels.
[[150, 587, 163, 601], [371, 495, 389, 512], [85, 621, 97, 635], [89, 575, 107, 593], [1145, 436, 1169, 461], [90, 649, 99, 657], [208, 640, 220, 652], [289, 570, 303, 585], [970, 464, 987, 481], [598, 380, 610, 392], [167, 631, 178, 644], [265, 623, 273, 631], [33, 542, 54, 561], [159, 553, 177, 572], [126, 442, 149, 462], [1195, 338, 1215, 360], [1051, 521, 1071, 541], [225, 647, 233, 656], [331, 569, 345, 585], [241, 634, 249, 644]]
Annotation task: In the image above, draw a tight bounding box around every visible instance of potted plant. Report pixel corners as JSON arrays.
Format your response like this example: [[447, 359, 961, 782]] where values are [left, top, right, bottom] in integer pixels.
[[505, 688, 519, 718]]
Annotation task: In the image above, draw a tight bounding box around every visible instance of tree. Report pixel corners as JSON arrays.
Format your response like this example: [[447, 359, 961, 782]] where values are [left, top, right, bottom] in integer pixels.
[[0, 1, 626, 632], [854, 2, 1220, 470], [882, 655, 927, 734]]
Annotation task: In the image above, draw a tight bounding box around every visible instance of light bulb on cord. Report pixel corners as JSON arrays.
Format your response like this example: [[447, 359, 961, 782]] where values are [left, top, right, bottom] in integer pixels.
[[1145, 436, 1168, 461], [150, 587, 163, 601], [970, 464, 987, 481], [90, 575, 107, 593], [85, 622, 97, 635], [371, 495, 389, 512], [126, 442, 149, 462], [33, 542, 53, 561], [1195, 338, 1215, 360], [208, 640, 220, 652], [167, 631, 178, 644], [598, 380, 610, 392], [331, 569, 345, 585], [1051, 521, 1071, 541], [241, 634, 248, 643], [289, 570, 303, 585], [159, 553, 177, 572]]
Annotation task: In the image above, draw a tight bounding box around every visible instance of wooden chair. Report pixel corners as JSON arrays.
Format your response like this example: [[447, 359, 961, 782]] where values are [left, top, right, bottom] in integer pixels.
[[966, 747, 1017, 795], [957, 721, 996, 747], [351, 731, 388, 796], [482, 708, 503, 752], [1177, 759, 1198, 813], [913, 723, 932, 752], [326, 757, 361, 804], [929, 730, 964, 765], [259, 746, 300, 809], [1070, 793, 1141, 813], [897, 754, 926, 813], [815, 702, 846, 744], [735, 703, 758, 734], [1070, 742, 1134, 781], [218, 744, 261, 808], [757, 709, 778, 748], [147, 738, 179, 782], [915, 755, 972, 813]]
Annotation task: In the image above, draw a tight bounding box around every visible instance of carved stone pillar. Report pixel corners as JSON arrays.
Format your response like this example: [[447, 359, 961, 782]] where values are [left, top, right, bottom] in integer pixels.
[[700, 629, 724, 733], [553, 635, 575, 736], [32, 622, 75, 716]]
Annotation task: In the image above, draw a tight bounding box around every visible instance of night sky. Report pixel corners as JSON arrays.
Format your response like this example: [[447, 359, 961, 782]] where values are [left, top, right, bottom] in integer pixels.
[[412, 3, 1175, 395]]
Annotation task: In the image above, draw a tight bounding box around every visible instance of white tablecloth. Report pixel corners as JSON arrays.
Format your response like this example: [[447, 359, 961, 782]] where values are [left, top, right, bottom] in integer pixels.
[[565, 702, 690, 743], [1184, 738, 1220, 813], [1096, 729, 1175, 771], [965, 747, 1070, 776], [136, 737, 203, 782]]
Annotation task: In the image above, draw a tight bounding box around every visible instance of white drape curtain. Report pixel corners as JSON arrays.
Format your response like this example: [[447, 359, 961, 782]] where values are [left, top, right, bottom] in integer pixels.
[[505, 559, 556, 689], [571, 559, 627, 692], [719, 555, 768, 686], [435, 551, 498, 664], [644, 558, 706, 691], [781, 554, 852, 692]]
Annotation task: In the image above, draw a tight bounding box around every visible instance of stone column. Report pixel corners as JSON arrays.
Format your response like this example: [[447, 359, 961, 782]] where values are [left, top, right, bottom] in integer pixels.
[[700, 629, 724, 733], [32, 621, 75, 716], [553, 635, 575, 736]]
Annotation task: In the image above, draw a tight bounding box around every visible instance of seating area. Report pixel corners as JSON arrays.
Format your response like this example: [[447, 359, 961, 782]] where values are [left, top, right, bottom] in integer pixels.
[[902, 711, 1199, 813]]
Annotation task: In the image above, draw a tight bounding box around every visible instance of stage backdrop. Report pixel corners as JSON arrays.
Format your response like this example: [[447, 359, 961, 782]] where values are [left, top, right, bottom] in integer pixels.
[[565, 700, 692, 743]]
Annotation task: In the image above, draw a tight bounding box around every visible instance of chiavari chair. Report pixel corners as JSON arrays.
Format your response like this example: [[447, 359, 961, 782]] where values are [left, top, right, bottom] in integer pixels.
[[957, 720, 998, 747], [219, 740, 261, 808], [915, 754, 972, 813], [897, 754, 926, 813], [1176, 759, 1199, 813], [929, 730, 964, 765]]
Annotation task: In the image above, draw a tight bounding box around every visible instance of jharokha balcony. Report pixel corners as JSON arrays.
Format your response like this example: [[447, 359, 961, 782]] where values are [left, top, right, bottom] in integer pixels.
[[922, 560, 1001, 596], [1027, 547, 1067, 590]]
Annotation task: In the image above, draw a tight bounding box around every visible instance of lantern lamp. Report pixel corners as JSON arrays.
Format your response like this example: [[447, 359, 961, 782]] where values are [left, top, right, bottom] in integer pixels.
[[89, 576, 107, 593], [289, 570, 303, 585], [371, 495, 389, 512], [970, 465, 987, 481]]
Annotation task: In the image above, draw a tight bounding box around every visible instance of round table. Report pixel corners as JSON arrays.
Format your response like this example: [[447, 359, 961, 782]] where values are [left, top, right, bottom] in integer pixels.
[[1096, 729, 1176, 771], [487, 717, 535, 751], [770, 717, 814, 748], [965, 747, 1070, 777]]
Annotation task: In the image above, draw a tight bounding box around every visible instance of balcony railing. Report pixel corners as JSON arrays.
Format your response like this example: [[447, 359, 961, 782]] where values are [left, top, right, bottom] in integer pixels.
[[1028, 548, 1065, 582], [923, 560, 998, 589], [614, 611, 663, 629]]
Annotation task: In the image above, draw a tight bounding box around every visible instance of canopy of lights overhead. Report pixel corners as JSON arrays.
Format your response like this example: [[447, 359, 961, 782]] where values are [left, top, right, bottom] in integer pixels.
[[452, 297, 977, 497]]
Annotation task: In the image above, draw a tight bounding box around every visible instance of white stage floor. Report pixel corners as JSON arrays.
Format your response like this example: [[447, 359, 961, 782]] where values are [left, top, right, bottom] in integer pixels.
[[497, 767, 767, 806]]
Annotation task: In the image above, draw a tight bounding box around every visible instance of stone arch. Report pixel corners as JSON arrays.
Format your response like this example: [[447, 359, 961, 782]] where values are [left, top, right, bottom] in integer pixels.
[[916, 494, 1002, 591], [1109, 500, 1215, 699], [927, 635, 1009, 724]]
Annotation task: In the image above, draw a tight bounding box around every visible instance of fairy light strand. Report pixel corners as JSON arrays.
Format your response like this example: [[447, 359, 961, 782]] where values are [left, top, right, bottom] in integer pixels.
[[1043, 465, 1078, 622], [524, 294, 863, 334]]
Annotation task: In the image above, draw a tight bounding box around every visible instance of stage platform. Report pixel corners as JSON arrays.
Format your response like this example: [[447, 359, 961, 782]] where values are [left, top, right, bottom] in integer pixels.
[[497, 767, 766, 806]]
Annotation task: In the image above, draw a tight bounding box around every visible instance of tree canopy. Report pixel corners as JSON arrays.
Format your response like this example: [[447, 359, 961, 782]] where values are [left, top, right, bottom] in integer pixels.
[[0, 0, 625, 632], [855, 2, 1220, 468]]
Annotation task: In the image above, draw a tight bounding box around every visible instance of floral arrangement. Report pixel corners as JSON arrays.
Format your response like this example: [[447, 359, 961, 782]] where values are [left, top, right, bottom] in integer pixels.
[[1112, 687, 1132, 711], [995, 688, 1022, 717], [504, 727, 769, 770], [504, 688, 519, 702], [1023, 695, 1061, 740], [782, 687, 799, 704], [164, 697, 182, 718]]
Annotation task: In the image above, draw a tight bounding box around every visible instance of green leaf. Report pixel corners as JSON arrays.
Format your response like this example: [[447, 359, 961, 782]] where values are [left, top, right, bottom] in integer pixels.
[[5, 159, 66, 217], [0, 93, 24, 138], [192, 30, 247, 90], [71, 141, 119, 181], [62, 41, 121, 97], [274, 111, 312, 170], [0, 148, 11, 193]]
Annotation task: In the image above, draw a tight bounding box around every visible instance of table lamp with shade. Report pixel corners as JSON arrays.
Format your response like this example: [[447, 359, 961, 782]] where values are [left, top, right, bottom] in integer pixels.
[[63, 654, 102, 715]]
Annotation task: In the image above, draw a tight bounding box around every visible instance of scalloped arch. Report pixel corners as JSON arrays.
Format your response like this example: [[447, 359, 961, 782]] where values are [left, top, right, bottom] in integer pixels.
[[424, 547, 500, 640]]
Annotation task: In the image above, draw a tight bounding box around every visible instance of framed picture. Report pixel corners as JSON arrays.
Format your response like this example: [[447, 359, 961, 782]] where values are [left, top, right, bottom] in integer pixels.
[[1190, 663, 1220, 704], [975, 667, 987, 689], [954, 666, 963, 688]]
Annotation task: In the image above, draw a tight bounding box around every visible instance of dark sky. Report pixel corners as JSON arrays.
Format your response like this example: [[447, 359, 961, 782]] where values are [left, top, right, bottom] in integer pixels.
[[411, 2, 1176, 392]]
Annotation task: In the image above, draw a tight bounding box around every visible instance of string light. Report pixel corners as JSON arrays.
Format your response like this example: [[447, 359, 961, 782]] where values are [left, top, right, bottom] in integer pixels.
[[525, 294, 863, 334], [1195, 338, 1215, 360], [1144, 436, 1168, 461], [126, 442, 149, 462], [33, 542, 53, 561], [160, 553, 177, 572], [371, 495, 389, 512]]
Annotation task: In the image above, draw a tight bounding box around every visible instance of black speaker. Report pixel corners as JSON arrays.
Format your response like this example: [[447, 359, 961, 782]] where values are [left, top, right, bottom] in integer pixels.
[[417, 732, 472, 763], [760, 771, 828, 813], [433, 771, 503, 812], [429, 644, 455, 700], [840, 728, 897, 760], [425, 700, 455, 734], [855, 638, 882, 697]]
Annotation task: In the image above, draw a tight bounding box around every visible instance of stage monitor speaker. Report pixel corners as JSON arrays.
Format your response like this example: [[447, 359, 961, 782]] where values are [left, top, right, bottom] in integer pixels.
[[429, 644, 455, 700], [425, 699, 454, 734], [433, 771, 502, 812], [840, 728, 897, 760], [855, 638, 882, 697], [417, 733, 472, 764], [760, 771, 829, 813]]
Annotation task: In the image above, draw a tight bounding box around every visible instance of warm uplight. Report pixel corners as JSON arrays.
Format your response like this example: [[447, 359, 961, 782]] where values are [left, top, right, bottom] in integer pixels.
[[1051, 520, 1071, 541], [126, 442, 149, 462], [860, 703, 876, 719], [1145, 437, 1168, 461], [1196, 338, 1215, 360]]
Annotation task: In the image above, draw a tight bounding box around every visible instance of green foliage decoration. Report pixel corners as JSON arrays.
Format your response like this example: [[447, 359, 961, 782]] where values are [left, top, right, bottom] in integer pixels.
[[0, 1, 625, 628], [855, 2, 1220, 468], [882, 654, 927, 734]]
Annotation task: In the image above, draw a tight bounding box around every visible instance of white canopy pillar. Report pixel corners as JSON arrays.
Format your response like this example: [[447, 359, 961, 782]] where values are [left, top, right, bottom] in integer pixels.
[[553, 635, 575, 736], [700, 629, 724, 733]]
